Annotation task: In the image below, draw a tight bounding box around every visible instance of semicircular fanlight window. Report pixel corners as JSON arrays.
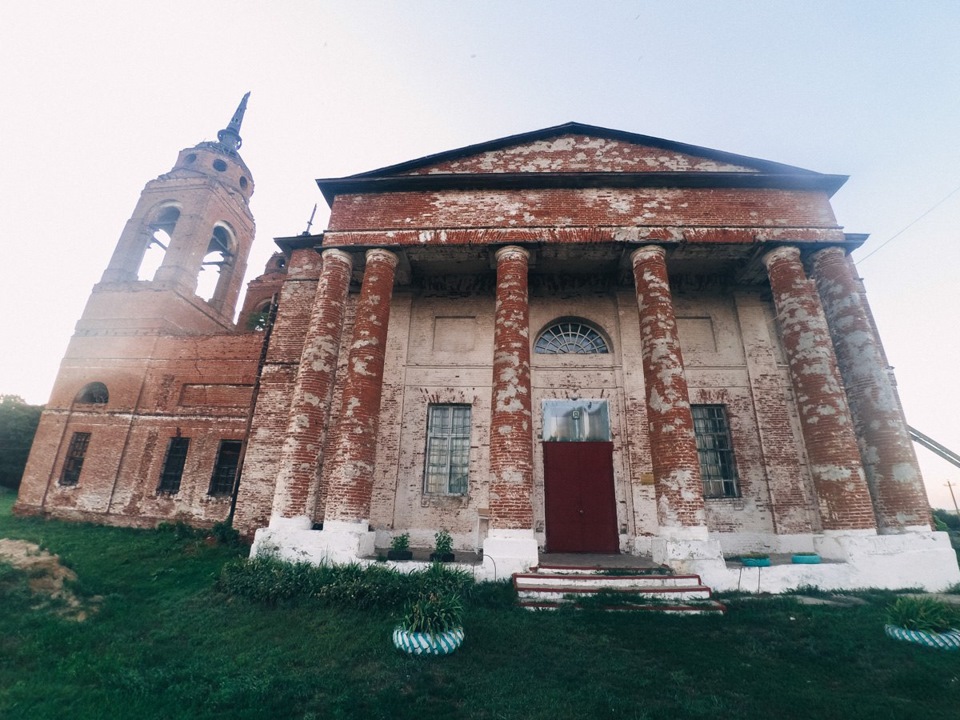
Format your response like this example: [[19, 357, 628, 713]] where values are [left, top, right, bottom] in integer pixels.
[[535, 321, 609, 355]]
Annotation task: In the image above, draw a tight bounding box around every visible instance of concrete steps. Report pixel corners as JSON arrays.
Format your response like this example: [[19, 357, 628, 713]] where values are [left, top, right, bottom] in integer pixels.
[[513, 563, 726, 614]]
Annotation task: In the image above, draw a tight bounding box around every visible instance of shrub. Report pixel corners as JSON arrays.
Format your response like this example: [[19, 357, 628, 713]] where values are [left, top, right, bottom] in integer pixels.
[[433, 529, 453, 556], [217, 555, 504, 611], [389, 533, 410, 552], [400, 591, 464, 634], [210, 521, 242, 547], [885, 596, 960, 634]]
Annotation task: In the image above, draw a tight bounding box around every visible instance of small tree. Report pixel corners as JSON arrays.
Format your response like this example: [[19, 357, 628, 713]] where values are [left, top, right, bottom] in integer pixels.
[[0, 395, 43, 490], [933, 508, 960, 532]]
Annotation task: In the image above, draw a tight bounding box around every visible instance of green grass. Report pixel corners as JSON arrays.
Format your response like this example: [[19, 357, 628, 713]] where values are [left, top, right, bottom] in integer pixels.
[[2, 486, 960, 719]]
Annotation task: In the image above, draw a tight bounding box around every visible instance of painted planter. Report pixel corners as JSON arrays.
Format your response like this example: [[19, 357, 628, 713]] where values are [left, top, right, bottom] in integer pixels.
[[429, 552, 455, 563], [740, 556, 771, 567], [387, 549, 413, 561], [884, 624, 960, 650], [393, 626, 465, 655], [791, 553, 822, 564]]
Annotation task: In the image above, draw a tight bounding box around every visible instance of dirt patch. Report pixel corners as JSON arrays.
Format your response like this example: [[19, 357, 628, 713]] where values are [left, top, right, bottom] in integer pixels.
[[0, 538, 99, 621]]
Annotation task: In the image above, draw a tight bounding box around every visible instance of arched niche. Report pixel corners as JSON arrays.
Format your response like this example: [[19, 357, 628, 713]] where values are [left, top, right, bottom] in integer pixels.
[[75, 381, 109, 405]]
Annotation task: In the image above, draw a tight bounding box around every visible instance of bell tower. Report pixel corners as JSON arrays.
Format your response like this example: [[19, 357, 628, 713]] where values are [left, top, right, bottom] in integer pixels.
[[93, 94, 256, 330]]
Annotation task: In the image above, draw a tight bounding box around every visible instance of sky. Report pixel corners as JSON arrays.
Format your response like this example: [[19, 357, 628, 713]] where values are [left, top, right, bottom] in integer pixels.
[[2, 1, 959, 509]]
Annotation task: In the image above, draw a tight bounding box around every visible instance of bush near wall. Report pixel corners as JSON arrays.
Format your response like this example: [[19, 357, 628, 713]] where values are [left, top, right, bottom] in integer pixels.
[[0, 395, 42, 490]]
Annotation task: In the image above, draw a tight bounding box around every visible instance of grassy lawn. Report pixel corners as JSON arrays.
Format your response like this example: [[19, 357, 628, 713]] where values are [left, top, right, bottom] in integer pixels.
[[2, 488, 959, 720]]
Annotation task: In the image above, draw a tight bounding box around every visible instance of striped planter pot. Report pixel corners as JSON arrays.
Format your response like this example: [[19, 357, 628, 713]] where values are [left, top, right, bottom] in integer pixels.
[[393, 627, 465, 656], [884, 624, 960, 651]]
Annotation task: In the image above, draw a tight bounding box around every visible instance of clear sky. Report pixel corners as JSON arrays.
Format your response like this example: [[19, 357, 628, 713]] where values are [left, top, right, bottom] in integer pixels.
[[2, 1, 959, 509]]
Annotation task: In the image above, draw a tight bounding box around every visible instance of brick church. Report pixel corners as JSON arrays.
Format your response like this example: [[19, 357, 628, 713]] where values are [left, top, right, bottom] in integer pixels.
[[16, 97, 960, 591]]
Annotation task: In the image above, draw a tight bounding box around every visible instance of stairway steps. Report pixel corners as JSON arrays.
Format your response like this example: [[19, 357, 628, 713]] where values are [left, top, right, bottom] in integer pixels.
[[517, 585, 712, 602], [512, 565, 725, 615], [514, 572, 703, 590], [519, 599, 727, 615]]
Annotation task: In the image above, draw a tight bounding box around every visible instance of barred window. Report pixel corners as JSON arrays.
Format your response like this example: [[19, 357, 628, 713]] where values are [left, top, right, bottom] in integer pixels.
[[158, 437, 190, 494], [692, 405, 739, 498], [59, 432, 90, 486], [535, 320, 609, 354], [424, 405, 471, 495], [208, 440, 242, 496]]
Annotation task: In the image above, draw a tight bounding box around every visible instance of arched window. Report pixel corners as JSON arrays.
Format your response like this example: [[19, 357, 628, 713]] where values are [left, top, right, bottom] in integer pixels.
[[535, 319, 609, 354], [197, 225, 234, 302], [75, 382, 109, 404], [138, 206, 180, 281]]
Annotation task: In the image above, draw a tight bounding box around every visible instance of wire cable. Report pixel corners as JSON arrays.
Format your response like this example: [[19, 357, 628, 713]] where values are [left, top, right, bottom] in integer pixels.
[[858, 181, 960, 263]]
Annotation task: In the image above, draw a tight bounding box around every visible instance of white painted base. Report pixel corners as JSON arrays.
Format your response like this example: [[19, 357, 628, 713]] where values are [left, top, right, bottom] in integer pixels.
[[713, 532, 818, 556], [251, 519, 375, 566], [651, 535, 728, 583], [481, 530, 539, 581], [706, 531, 960, 593]]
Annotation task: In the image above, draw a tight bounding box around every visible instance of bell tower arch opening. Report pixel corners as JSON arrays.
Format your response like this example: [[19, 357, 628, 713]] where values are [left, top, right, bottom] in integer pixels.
[[138, 205, 181, 281], [93, 93, 256, 329], [197, 223, 236, 305]]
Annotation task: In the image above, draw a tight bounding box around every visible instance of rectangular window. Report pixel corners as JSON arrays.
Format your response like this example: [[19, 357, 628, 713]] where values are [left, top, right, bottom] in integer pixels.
[[59, 432, 91, 486], [158, 437, 190, 494], [424, 405, 471, 495], [692, 405, 739, 498], [208, 440, 243, 496]]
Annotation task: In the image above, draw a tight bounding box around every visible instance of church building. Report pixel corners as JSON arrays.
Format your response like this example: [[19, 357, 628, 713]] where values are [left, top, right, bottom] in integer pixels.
[[16, 98, 960, 591]]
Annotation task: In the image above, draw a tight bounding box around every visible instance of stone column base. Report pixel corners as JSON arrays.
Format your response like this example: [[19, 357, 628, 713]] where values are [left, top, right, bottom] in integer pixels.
[[251, 519, 375, 566], [814, 530, 960, 590], [482, 530, 539, 581], [651, 535, 729, 588]]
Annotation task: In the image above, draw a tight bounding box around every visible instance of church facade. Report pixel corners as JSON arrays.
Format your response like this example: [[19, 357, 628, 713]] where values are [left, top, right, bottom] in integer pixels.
[[16, 100, 960, 591]]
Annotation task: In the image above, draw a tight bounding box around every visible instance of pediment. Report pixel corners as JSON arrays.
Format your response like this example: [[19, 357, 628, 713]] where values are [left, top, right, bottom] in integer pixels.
[[350, 122, 820, 178], [401, 133, 758, 175]]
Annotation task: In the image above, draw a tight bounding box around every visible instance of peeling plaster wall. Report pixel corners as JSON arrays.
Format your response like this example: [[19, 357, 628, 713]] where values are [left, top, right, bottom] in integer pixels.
[[361, 282, 818, 553], [405, 135, 758, 175], [327, 187, 839, 239]]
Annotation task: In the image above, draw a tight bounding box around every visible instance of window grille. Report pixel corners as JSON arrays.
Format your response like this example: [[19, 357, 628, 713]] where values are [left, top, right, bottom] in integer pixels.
[[424, 405, 471, 495], [59, 432, 91, 486], [535, 320, 609, 354], [208, 440, 242, 496], [158, 437, 190, 494], [692, 405, 739, 498]]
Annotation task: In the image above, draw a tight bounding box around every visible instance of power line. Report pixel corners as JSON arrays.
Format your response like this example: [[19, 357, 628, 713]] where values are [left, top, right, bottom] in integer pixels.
[[857, 181, 960, 264]]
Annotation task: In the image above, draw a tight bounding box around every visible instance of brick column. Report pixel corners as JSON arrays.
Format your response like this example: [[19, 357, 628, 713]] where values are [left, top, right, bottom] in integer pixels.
[[630, 246, 708, 540], [810, 247, 931, 532], [488, 246, 535, 531], [762, 246, 876, 532], [269, 249, 353, 527], [322, 248, 398, 526]]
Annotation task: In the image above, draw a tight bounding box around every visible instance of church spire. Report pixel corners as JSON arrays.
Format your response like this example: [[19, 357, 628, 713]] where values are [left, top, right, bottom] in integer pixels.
[[217, 92, 250, 153]]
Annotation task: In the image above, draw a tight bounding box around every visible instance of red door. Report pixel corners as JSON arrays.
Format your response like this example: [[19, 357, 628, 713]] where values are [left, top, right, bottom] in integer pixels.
[[543, 441, 619, 553]]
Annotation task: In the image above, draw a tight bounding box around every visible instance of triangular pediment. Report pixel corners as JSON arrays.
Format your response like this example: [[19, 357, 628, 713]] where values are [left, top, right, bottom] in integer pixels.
[[349, 122, 820, 178], [316, 122, 846, 203]]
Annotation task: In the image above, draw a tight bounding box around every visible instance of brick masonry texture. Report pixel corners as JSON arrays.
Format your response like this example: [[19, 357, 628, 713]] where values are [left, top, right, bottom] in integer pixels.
[[630, 246, 707, 530], [404, 135, 758, 175], [810, 247, 931, 530], [488, 247, 535, 530], [322, 248, 399, 523], [18, 126, 933, 557], [270, 249, 353, 521], [763, 246, 876, 531]]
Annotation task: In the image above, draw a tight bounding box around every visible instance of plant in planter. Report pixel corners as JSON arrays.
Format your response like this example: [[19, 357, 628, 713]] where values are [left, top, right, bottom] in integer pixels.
[[387, 533, 413, 561], [392, 591, 465, 655], [884, 596, 960, 650], [430, 529, 455, 563], [791, 552, 821, 564], [739, 552, 771, 567]]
